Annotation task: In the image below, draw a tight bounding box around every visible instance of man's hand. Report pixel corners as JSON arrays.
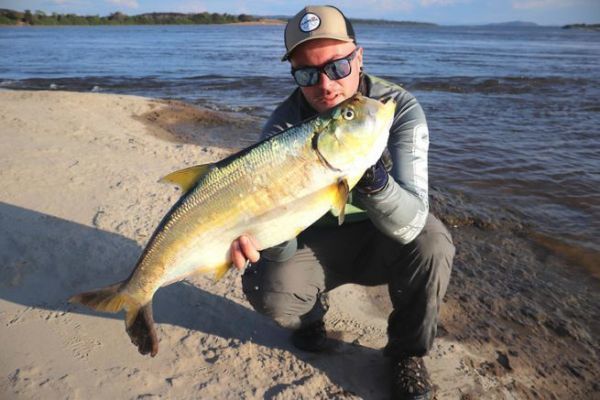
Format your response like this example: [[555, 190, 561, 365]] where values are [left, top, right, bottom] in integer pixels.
[[230, 235, 260, 271], [356, 148, 393, 194]]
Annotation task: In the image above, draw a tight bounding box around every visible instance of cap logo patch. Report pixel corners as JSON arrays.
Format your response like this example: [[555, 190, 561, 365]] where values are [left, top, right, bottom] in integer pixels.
[[299, 13, 320, 32]]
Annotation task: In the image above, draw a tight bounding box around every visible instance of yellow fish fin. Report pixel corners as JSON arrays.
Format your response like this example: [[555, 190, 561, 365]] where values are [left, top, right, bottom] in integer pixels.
[[331, 178, 349, 225], [69, 282, 158, 357], [124, 302, 159, 357], [190, 262, 231, 281], [159, 164, 212, 192], [213, 262, 231, 281], [69, 281, 131, 313]]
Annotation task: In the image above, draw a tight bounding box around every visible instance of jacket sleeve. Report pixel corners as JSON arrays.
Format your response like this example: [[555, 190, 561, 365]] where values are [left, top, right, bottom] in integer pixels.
[[355, 91, 430, 244]]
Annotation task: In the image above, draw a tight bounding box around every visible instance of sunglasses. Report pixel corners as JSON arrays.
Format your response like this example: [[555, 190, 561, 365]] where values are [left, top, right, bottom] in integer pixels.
[[291, 48, 360, 87]]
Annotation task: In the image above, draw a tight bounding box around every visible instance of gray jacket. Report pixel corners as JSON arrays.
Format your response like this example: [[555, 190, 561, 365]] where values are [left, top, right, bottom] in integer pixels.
[[261, 73, 430, 260]]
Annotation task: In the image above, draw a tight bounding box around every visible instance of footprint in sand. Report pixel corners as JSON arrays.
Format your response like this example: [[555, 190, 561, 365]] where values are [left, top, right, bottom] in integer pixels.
[[60, 316, 103, 360]]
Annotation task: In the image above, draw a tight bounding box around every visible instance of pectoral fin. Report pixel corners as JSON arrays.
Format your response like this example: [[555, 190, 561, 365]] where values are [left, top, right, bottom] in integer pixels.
[[331, 178, 349, 225], [159, 164, 212, 192]]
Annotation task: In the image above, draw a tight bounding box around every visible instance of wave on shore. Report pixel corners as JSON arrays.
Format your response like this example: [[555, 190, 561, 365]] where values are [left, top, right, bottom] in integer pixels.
[[2, 74, 598, 98]]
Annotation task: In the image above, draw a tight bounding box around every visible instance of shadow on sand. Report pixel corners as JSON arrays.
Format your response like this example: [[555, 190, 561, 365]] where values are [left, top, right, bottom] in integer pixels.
[[0, 202, 388, 399]]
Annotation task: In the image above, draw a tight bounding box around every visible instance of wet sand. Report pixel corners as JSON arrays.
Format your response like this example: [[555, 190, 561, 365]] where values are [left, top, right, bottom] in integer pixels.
[[0, 90, 597, 399]]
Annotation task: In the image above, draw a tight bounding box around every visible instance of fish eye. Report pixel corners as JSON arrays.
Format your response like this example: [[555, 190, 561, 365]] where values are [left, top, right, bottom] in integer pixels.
[[342, 108, 355, 120]]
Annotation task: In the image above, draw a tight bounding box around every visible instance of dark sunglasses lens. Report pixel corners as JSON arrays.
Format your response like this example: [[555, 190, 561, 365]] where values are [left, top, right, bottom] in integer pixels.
[[293, 68, 318, 87], [325, 59, 352, 80]]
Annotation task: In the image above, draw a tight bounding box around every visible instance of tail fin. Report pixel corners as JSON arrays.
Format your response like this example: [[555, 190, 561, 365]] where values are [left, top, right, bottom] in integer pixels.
[[125, 302, 158, 357], [69, 283, 159, 357], [69, 282, 129, 313]]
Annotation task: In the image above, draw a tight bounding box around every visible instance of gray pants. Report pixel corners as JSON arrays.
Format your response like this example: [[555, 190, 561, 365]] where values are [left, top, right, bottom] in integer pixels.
[[242, 213, 455, 357]]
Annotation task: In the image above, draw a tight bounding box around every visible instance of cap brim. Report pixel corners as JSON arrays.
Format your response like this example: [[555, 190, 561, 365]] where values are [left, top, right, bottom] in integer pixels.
[[281, 35, 355, 62]]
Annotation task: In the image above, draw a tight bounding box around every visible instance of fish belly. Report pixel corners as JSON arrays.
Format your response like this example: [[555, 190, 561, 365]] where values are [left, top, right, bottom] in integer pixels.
[[159, 180, 341, 283]]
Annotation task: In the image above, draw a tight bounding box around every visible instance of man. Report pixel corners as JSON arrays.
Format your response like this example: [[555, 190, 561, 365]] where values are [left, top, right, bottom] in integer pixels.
[[230, 6, 455, 400]]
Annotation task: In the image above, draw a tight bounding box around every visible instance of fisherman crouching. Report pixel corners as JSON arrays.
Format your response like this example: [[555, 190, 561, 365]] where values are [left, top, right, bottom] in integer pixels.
[[230, 6, 455, 399]]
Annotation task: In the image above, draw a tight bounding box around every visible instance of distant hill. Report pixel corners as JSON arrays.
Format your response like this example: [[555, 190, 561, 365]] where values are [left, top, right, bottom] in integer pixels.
[[562, 23, 600, 31], [483, 21, 539, 27]]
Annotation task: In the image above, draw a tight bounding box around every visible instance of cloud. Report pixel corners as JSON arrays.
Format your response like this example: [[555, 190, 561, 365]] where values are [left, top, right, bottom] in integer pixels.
[[105, 0, 139, 9], [172, 1, 206, 13], [339, 0, 414, 15], [420, 0, 469, 5], [50, 0, 89, 5], [512, 0, 584, 9], [386, 0, 414, 11]]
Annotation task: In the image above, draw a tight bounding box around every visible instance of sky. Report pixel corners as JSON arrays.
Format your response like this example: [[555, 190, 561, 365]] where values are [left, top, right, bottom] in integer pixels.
[[0, 0, 598, 25]]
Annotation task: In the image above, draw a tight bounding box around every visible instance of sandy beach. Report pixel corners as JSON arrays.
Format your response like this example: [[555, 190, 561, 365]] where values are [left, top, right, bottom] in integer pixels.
[[0, 90, 597, 399]]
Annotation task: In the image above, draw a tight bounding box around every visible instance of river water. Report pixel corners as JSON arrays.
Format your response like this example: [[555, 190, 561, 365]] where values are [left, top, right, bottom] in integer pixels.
[[1, 24, 598, 272]]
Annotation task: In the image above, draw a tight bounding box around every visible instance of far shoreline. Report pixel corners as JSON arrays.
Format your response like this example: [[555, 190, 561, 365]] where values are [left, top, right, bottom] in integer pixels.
[[0, 22, 285, 28], [0, 19, 286, 27], [226, 19, 284, 26]]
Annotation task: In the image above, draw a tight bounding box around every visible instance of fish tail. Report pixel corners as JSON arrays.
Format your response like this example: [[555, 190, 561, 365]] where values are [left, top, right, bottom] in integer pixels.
[[125, 301, 158, 357], [69, 283, 159, 357], [68, 281, 130, 312]]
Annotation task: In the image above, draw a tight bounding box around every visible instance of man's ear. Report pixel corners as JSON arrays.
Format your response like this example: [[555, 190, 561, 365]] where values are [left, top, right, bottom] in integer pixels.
[[357, 47, 364, 70]]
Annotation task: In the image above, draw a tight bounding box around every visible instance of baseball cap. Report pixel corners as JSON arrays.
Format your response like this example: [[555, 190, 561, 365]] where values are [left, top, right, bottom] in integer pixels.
[[282, 5, 356, 62]]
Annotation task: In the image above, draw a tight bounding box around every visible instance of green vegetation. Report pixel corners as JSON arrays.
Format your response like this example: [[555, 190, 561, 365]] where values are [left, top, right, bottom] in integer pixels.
[[0, 8, 261, 25], [0, 8, 438, 27]]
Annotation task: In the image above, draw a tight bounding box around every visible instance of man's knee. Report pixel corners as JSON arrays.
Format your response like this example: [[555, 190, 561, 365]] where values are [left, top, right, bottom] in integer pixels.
[[416, 230, 455, 266], [241, 261, 321, 328], [413, 216, 455, 275], [242, 285, 316, 328]]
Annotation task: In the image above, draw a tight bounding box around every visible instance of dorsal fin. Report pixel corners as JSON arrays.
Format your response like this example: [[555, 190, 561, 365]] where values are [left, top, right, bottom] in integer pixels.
[[159, 164, 212, 192]]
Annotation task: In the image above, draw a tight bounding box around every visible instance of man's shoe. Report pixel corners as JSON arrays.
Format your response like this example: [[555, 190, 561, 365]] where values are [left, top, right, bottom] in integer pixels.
[[391, 356, 433, 400], [291, 320, 327, 352]]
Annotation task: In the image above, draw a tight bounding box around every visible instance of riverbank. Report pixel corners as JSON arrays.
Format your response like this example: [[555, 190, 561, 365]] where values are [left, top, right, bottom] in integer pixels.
[[0, 90, 597, 399], [0, 9, 277, 26]]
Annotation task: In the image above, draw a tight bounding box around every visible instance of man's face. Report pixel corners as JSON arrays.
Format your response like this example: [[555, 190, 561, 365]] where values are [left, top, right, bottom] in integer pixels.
[[290, 39, 363, 113]]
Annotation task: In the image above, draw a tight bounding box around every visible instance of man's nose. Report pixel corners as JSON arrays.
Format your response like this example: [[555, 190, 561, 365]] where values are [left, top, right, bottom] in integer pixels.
[[317, 72, 333, 89]]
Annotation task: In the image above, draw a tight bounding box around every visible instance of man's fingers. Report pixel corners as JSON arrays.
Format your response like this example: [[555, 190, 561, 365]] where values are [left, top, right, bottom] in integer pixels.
[[230, 240, 246, 270], [230, 235, 260, 271], [239, 235, 260, 263]]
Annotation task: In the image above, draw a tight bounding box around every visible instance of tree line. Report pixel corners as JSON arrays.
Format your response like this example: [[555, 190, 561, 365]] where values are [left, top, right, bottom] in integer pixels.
[[0, 9, 260, 25]]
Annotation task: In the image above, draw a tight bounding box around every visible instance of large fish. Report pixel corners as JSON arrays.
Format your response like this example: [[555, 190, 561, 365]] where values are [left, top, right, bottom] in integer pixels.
[[69, 93, 396, 357]]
